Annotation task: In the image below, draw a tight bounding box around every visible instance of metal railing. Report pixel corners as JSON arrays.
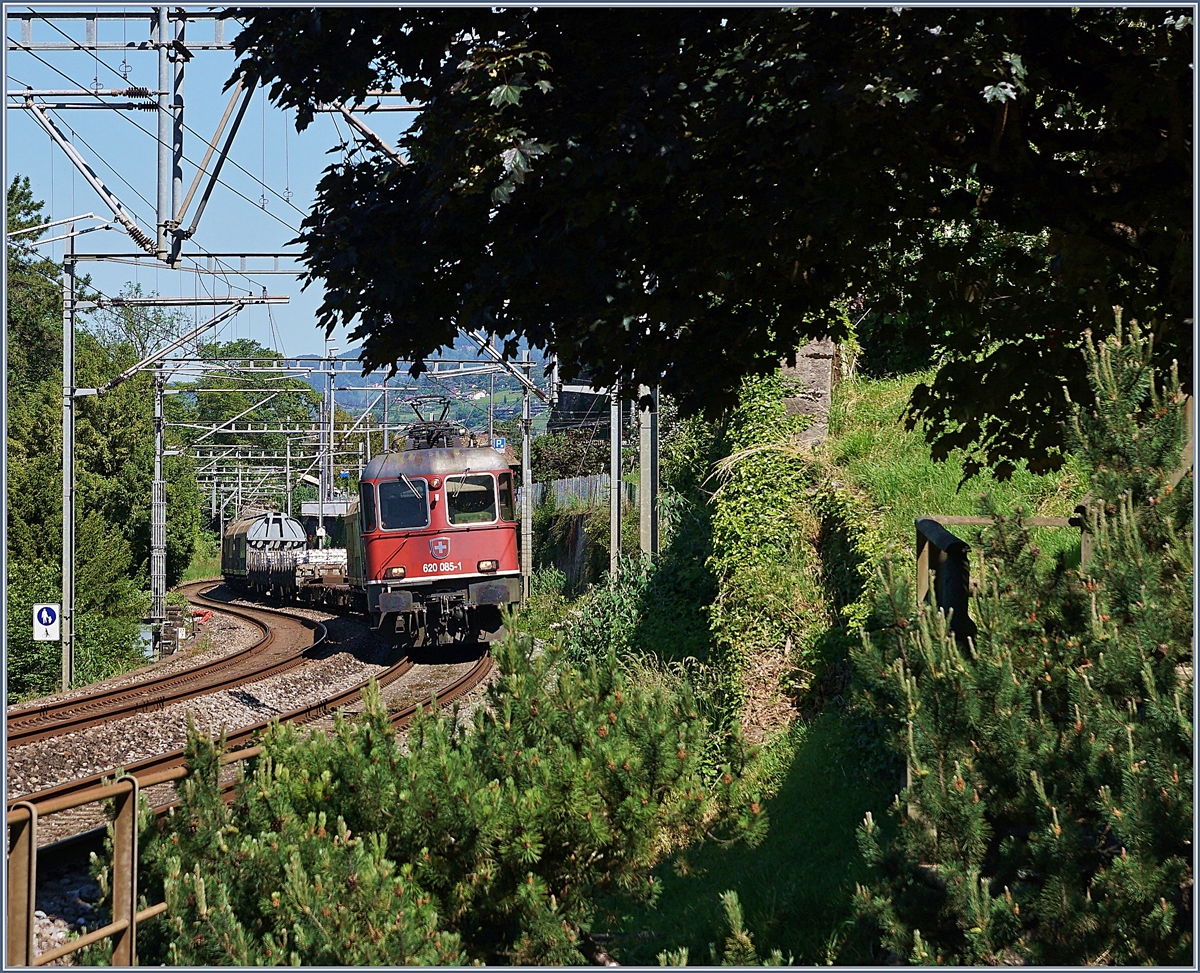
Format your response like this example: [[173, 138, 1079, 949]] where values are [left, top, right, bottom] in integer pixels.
[[6, 747, 260, 966], [915, 513, 1089, 644], [915, 397, 1193, 622]]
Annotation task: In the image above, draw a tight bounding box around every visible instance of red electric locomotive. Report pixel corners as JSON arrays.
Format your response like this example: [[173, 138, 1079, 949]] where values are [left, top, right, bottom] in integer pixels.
[[345, 408, 520, 647]]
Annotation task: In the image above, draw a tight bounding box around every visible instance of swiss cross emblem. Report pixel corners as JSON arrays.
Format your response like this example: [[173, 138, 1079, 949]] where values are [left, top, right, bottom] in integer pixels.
[[430, 537, 450, 560]]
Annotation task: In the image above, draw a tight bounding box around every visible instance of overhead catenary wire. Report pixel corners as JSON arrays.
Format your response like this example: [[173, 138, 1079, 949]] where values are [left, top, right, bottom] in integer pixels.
[[12, 88, 275, 303], [11, 95, 270, 301], [284, 105, 292, 203], [28, 12, 310, 218], [10, 24, 316, 379], [16, 45, 303, 236], [260, 83, 267, 209], [328, 111, 351, 165], [12, 40, 307, 328]]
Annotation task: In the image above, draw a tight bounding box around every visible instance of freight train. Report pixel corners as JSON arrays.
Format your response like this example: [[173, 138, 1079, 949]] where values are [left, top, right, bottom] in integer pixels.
[[221, 412, 521, 649]]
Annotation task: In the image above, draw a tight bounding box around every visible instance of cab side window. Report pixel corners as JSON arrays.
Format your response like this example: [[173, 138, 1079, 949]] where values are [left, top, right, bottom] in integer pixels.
[[497, 472, 516, 522], [360, 482, 377, 532]]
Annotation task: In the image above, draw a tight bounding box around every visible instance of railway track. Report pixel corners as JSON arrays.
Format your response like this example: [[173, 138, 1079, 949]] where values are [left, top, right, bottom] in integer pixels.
[[7, 586, 493, 821], [7, 585, 494, 964], [6, 582, 324, 747]]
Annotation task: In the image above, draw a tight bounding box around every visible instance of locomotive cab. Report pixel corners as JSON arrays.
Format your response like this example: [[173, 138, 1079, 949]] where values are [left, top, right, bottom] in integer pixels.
[[353, 443, 521, 648]]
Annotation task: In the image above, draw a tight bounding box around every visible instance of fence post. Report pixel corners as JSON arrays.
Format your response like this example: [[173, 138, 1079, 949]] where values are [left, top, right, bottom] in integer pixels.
[[914, 518, 977, 644], [915, 525, 931, 604], [609, 388, 622, 577], [111, 776, 140, 965], [7, 803, 38, 966]]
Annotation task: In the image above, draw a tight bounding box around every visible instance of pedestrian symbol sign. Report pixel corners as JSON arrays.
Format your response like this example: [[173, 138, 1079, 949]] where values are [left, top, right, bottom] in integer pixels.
[[33, 603, 60, 642]]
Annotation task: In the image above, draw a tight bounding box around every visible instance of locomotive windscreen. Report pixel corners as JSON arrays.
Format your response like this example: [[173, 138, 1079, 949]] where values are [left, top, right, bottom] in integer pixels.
[[379, 479, 430, 530], [446, 474, 498, 525]]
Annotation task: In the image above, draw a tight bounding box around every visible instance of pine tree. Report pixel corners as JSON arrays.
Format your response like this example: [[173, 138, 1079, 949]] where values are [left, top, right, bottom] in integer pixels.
[[117, 626, 764, 965], [849, 324, 1193, 965]]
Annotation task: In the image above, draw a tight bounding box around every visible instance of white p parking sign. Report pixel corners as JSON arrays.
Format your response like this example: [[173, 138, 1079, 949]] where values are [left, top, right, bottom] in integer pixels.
[[33, 603, 60, 642]]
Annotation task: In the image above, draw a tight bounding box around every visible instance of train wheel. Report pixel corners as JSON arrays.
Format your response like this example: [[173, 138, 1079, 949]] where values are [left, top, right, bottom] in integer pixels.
[[394, 613, 426, 653]]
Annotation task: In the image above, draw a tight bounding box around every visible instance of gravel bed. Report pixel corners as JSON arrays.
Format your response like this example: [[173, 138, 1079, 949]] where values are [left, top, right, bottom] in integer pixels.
[[27, 865, 100, 966], [6, 612, 396, 818], [16, 599, 500, 966], [301, 652, 495, 741]]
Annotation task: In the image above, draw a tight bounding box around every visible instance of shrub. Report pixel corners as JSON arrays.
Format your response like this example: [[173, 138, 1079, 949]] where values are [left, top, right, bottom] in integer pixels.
[[116, 625, 766, 965], [848, 325, 1193, 965]]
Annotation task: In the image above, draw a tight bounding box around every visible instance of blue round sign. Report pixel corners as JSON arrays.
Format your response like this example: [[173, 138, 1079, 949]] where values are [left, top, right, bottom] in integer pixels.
[[37, 606, 57, 626]]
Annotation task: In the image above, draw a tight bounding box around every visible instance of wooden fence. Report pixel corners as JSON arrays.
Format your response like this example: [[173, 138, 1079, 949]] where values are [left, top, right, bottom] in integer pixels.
[[519, 473, 636, 511]]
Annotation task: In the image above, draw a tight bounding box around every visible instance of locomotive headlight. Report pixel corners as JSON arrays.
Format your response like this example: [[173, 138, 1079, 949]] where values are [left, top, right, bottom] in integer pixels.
[[384, 566, 406, 579], [477, 559, 499, 573], [430, 477, 441, 489]]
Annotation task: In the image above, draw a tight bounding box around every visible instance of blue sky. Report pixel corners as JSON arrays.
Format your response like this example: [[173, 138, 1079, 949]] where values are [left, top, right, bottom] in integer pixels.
[[6, 6, 416, 360]]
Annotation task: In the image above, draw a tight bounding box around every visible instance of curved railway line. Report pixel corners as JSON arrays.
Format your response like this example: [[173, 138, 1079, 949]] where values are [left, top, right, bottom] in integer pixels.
[[7, 585, 493, 817], [6, 582, 325, 747], [7, 586, 496, 967]]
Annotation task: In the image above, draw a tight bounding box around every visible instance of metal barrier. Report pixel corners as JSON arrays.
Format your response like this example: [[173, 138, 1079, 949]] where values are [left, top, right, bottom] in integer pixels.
[[520, 473, 636, 510], [6, 747, 260, 966], [914, 395, 1194, 615], [914, 518, 978, 643]]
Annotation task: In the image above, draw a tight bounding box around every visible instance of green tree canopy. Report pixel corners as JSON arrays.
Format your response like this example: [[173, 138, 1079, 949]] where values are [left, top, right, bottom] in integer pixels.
[[6, 178, 204, 696], [229, 7, 1191, 476]]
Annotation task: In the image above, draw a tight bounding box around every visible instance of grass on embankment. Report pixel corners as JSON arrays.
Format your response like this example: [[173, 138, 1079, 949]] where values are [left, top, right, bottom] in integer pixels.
[[609, 369, 1092, 965], [179, 531, 221, 583], [614, 717, 898, 965], [827, 370, 1089, 564]]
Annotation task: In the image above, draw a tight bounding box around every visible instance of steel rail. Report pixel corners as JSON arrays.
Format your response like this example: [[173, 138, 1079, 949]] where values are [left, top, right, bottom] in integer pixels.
[[7, 651, 491, 965], [6, 583, 321, 746], [19, 652, 493, 865], [5, 648, 420, 813]]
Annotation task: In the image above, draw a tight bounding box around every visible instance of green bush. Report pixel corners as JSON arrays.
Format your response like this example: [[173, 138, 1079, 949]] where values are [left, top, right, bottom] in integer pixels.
[[113, 626, 766, 965], [705, 375, 820, 724], [848, 326, 1193, 965], [532, 427, 610, 481]]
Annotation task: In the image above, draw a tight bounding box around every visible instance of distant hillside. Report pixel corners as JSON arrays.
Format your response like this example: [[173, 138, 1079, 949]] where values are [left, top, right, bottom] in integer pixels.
[[304, 342, 550, 432]]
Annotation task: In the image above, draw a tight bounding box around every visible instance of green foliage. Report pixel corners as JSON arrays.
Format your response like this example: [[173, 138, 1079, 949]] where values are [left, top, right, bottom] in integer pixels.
[[617, 715, 894, 966], [658, 889, 789, 965], [131, 626, 765, 965], [6, 179, 199, 699], [5, 561, 65, 700], [532, 427, 609, 482], [559, 554, 651, 665], [848, 327, 1193, 964], [530, 494, 616, 594], [181, 530, 222, 583], [166, 338, 322, 514], [6, 177, 62, 395], [705, 375, 821, 721], [232, 8, 1189, 475], [825, 370, 1089, 629]]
